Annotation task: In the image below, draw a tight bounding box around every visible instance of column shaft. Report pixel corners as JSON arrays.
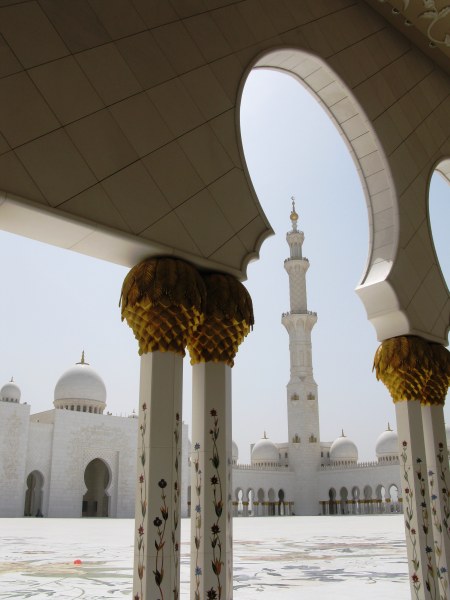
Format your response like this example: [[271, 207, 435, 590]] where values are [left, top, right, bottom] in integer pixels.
[[422, 404, 450, 597], [191, 362, 232, 600], [133, 351, 183, 600], [396, 400, 439, 600]]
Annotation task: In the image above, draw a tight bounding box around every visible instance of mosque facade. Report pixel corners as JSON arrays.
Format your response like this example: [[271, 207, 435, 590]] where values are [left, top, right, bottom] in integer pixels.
[[0, 207, 425, 519]]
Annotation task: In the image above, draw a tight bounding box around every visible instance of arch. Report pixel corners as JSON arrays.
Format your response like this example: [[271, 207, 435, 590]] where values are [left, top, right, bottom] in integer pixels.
[[328, 487, 337, 515], [278, 489, 285, 516], [238, 48, 405, 342], [389, 484, 401, 513], [389, 484, 399, 502], [351, 486, 360, 515], [246, 488, 255, 516], [429, 162, 450, 303], [82, 458, 111, 517], [376, 484, 386, 501], [24, 470, 44, 517], [339, 487, 348, 515], [363, 485, 373, 514], [267, 488, 276, 516], [375, 484, 386, 514], [235, 488, 244, 515]]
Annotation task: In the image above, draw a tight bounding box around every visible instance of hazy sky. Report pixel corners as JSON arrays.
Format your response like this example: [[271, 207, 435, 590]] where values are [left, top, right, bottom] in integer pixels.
[[0, 69, 448, 463]]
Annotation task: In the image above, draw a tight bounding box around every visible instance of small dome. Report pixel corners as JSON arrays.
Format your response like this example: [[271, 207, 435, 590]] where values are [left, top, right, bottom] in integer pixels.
[[330, 431, 358, 464], [251, 433, 279, 465], [232, 440, 239, 464], [376, 425, 399, 459], [1, 378, 21, 403], [54, 353, 106, 413]]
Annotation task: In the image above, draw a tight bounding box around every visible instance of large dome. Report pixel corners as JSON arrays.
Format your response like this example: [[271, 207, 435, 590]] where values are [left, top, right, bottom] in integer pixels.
[[376, 425, 399, 461], [1, 378, 21, 403], [251, 433, 279, 466], [330, 431, 358, 464], [54, 353, 106, 413]]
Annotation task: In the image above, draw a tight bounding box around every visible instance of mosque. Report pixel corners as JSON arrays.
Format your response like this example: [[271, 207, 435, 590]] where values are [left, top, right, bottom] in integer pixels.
[[1, 205, 422, 519], [0, 3, 448, 595]]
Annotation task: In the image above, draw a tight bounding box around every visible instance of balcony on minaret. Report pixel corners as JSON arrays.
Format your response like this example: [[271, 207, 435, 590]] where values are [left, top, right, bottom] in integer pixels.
[[284, 257, 309, 264], [282, 310, 317, 317]]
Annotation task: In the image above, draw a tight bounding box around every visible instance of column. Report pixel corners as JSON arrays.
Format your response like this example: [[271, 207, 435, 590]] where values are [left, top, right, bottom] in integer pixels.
[[421, 346, 450, 598], [134, 352, 183, 600], [191, 362, 232, 600], [374, 335, 450, 600], [121, 257, 206, 600], [188, 272, 254, 600]]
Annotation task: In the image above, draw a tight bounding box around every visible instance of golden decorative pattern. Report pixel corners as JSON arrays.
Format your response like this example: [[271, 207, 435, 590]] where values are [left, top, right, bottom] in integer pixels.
[[120, 257, 206, 356], [188, 273, 254, 367], [373, 335, 450, 405]]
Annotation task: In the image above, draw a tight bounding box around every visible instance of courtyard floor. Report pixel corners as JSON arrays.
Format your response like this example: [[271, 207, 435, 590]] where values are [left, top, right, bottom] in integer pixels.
[[0, 515, 409, 599]]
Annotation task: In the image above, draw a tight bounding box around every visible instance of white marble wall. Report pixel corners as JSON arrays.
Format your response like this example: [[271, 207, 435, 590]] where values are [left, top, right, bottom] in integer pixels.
[[0, 402, 30, 516]]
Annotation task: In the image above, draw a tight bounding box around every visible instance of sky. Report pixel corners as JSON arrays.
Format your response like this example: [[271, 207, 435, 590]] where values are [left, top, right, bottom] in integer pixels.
[[0, 69, 448, 463]]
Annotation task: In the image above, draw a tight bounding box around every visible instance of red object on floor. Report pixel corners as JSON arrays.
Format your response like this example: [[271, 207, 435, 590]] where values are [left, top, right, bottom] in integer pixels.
[[73, 559, 82, 565]]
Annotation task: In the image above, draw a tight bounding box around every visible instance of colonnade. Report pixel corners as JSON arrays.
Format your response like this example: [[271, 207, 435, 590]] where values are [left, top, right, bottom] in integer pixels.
[[232, 500, 294, 517], [320, 498, 403, 515], [120, 257, 253, 600]]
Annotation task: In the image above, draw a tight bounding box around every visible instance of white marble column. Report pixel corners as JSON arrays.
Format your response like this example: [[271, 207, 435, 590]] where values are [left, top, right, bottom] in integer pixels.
[[133, 351, 183, 600], [396, 400, 439, 600], [121, 256, 208, 600], [191, 361, 232, 600], [422, 403, 450, 598]]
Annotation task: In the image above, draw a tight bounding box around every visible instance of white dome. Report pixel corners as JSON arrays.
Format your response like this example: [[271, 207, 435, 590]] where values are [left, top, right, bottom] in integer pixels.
[[376, 426, 399, 458], [232, 440, 239, 463], [1, 379, 21, 403], [54, 355, 106, 407], [330, 432, 358, 463], [251, 434, 279, 464]]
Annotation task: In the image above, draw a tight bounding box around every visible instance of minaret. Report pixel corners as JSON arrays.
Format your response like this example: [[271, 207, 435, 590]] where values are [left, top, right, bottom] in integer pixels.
[[282, 198, 320, 515]]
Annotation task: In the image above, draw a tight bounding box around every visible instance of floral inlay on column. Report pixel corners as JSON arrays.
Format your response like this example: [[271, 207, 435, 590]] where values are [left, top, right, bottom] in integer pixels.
[[209, 408, 223, 599], [415, 456, 436, 598], [172, 413, 181, 600], [401, 440, 422, 598], [153, 478, 168, 598], [437, 443, 450, 543], [136, 402, 148, 600], [193, 442, 202, 600]]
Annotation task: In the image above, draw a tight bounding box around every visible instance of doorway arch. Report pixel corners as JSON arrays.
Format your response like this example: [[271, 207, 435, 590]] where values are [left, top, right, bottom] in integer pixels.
[[82, 458, 111, 517], [24, 470, 44, 517]]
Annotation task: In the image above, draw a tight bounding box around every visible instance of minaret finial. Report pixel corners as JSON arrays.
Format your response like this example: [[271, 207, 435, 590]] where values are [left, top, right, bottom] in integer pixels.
[[290, 196, 299, 231], [76, 350, 89, 365], [10, 376, 14, 382], [341, 429, 345, 437], [263, 431, 267, 439], [387, 422, 392, 431]]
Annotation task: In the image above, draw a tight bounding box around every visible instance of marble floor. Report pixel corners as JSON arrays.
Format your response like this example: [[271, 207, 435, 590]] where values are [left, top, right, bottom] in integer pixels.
[[0, 515, 409, 599]]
